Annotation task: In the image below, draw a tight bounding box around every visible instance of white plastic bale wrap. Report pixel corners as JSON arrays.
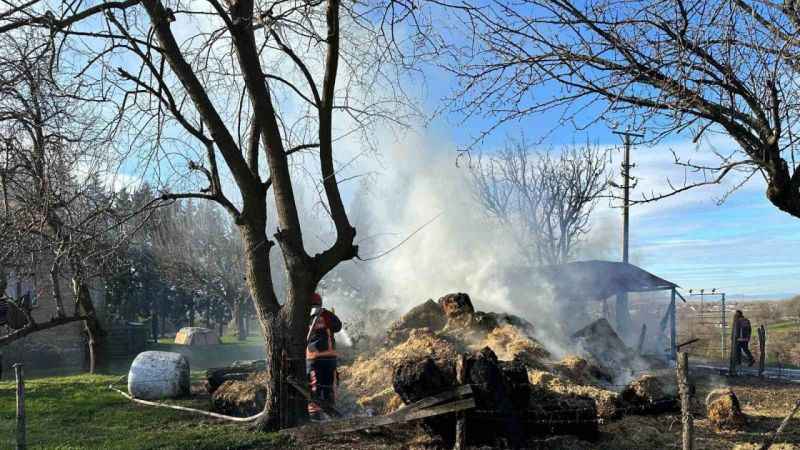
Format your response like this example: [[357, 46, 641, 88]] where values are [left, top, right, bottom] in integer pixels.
[[128, 351, 190, 400]]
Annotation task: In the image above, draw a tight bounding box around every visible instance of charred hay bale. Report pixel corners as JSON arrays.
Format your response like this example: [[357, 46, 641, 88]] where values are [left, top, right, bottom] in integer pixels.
[[620, 374, 679, 414], [528, 369, 620, 421], [211, 377, 266, 417], [706, 388, 747, 431], [392, 347, 597, 447], [205, 359, 266, 394], [437, 292, 474, 319], [571, 319, 634, 374], [527, 384, 599, 441], [385, 300, 447, 345], [552, 355, 613, 385]]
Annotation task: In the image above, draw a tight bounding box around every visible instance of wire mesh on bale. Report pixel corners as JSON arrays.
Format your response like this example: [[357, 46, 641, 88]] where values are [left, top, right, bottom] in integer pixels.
[[706, 388, 747, 431]]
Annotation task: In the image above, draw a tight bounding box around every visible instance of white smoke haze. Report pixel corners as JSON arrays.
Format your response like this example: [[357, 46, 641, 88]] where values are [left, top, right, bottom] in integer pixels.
[[316, 132, 620, 357]]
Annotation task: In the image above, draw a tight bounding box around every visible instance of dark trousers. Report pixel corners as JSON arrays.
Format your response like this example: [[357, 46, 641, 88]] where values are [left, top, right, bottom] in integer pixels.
[[307, 358, 337, 415], [736, 340, 754, 365]]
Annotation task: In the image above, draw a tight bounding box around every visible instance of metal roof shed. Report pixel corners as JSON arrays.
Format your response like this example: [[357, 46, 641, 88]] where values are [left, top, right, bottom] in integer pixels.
[[536, 260, 683, 359]]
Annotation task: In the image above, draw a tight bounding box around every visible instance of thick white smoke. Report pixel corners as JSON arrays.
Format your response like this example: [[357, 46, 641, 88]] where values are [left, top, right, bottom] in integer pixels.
[[320, 133, 616, 355]]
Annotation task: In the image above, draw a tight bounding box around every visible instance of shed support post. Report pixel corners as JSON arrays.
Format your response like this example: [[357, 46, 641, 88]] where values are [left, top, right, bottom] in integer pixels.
[[670, 288, 677, 361], [615, 292, 630, 340]]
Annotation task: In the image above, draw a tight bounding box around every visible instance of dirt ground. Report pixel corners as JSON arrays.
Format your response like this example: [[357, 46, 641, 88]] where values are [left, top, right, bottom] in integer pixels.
[[289, 368, 800, 450]]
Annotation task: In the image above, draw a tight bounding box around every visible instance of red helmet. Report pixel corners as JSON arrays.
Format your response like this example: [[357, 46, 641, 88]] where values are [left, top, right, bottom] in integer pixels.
[[310, 292, 322, 306]]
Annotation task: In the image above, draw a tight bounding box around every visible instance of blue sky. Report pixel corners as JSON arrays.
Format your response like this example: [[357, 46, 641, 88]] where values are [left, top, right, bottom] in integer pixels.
[[416, 66, 800, 299]]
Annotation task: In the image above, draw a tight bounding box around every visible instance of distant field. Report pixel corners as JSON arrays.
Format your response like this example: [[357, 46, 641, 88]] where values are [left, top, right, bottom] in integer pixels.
[[766, 320, 799, 333]]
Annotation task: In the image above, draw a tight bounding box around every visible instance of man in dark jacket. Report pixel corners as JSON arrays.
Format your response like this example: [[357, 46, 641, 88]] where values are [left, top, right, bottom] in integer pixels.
[[733, 310, 755, 367], [306, 292, 342, 421]]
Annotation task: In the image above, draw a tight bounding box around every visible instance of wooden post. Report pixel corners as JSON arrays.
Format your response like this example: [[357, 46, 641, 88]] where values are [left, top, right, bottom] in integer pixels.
[[676, 352, 693, 450], [280, 350, 287, 429], [454, 353, 467, 450], [14, 363, 25, 450], [637, 323, 647, 355], [720, 294, 727, 359], [729, 312, 737, 376], [758, 325, 766, 377], [670, 288, 677, 360]]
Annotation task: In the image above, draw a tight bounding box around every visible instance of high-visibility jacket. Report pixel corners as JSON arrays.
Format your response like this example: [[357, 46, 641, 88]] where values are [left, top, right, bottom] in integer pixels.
[[306, 308, 342, 360]]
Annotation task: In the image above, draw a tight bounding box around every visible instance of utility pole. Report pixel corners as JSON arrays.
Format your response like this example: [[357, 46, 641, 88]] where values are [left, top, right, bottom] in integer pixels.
[[611, 129, 643, 338], [612, 130, 643, 263]]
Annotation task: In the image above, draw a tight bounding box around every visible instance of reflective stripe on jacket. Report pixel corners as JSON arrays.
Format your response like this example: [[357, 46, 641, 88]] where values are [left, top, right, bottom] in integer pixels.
[[306, 309, 342, 360]]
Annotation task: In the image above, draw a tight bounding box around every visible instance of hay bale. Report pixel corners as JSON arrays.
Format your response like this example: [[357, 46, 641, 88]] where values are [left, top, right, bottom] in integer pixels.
[[338, 328, 457, 414], [128, 351, 190, 400], [552, 355, 612, 385], [620, 374, 678, 414], [438, 292, 474, 320], [174, 327, 221, 346], [211, 376, 266, 417], [528, 369, 620, 420], [385, 300, 447, 344], [571, 318, 632, 371], [392, 347, 597, 447], [706, 388, 746, 431], [476, 324, 550, 369], [205, 359, 267, 393]]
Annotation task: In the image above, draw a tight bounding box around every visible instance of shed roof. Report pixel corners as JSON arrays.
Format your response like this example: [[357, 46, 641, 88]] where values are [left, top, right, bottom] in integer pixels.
[[536, 260, 678, 301]]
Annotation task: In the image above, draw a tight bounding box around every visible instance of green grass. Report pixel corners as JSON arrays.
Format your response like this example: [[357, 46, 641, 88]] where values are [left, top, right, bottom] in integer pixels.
[[0, 374, 286, 450], [767, 320, 800, 334]]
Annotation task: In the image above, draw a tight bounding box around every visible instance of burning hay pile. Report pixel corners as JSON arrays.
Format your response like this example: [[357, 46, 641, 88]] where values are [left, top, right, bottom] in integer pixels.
[[338, 292, 676, 447], [340, 293, 548, 415]]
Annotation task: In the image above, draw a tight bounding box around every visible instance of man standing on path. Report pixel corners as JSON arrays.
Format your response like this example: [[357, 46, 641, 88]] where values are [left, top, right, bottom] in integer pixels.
[[306, 292, 342, 421], [733, 310, 755, 367]]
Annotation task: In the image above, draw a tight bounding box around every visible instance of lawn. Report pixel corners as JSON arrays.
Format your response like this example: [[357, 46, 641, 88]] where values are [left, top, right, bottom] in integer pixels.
[[151, 334, 266, 371], [0, 373, 286, 450]]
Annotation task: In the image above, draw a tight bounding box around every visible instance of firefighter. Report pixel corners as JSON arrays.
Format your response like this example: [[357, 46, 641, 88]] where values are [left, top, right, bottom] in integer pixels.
[[306, 292, 342, 421], [733, 310, 755, 367]]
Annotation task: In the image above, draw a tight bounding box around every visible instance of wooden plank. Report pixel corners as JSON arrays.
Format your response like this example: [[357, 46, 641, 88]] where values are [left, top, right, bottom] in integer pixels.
[[283, 398, 476, 437], [396, 384, 472, 413], [285, 376, 343, 418]]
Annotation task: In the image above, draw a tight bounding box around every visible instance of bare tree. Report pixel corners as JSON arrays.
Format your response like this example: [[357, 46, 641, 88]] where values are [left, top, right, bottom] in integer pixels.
[[1, 0, 421, 427], [471, 140, 607, 265], [0, 30, 128, 372], [150, 200, 250, 340], [444, 0, 800, 217]]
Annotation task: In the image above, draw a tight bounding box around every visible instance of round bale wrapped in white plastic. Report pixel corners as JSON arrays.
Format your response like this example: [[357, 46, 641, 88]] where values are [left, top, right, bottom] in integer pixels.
[[128, 351, 190, 400]]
